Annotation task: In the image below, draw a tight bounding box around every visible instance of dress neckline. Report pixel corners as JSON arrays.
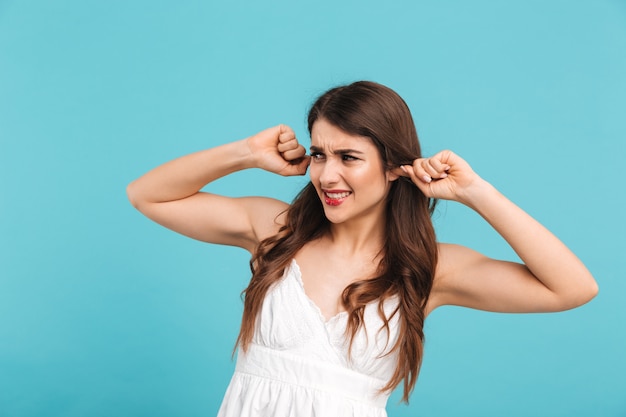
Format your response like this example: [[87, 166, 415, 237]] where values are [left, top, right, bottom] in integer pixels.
[[289, 259, 348, 325]]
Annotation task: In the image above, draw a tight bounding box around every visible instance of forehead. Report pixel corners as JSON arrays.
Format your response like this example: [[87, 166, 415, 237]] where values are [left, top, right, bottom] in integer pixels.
[[310, 119, 376, 152]]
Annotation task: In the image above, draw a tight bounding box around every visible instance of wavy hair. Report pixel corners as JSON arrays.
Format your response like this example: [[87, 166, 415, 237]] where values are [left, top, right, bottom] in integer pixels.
[[236, 81, 438, 403]]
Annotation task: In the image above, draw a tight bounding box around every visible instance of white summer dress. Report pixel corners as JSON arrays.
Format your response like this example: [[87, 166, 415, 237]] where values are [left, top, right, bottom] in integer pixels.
[[217, 259, 401, 417]]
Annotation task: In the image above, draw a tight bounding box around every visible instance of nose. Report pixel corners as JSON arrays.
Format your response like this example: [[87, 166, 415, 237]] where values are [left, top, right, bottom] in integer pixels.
[[318, 158, 342, 186]]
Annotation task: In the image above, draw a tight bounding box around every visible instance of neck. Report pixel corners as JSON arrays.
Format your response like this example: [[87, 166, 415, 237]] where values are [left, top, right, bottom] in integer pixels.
[[326, 216, 386, 258]]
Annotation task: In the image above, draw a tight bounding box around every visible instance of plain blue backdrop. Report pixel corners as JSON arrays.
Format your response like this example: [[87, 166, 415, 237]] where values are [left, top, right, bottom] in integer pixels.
[[1, 1, 625, 416]]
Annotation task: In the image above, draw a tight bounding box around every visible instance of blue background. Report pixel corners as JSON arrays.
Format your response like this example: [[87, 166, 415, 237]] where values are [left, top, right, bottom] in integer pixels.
[[1, 1, 625, 416]]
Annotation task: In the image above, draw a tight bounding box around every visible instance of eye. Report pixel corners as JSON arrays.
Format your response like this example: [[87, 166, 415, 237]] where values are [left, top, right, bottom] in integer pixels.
[[310, 152, 325, 161], [341, 154, 359, 162]]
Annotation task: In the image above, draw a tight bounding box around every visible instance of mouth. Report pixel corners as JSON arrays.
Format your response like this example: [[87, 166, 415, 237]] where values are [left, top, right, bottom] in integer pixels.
[[323, 190, 352, 206]]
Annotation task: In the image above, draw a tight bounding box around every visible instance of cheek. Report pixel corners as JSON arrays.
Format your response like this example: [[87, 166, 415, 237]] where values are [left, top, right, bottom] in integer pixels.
[[308, 164, 321, 183], [363, 171, 393, 196], [357, 165, 386, 184]]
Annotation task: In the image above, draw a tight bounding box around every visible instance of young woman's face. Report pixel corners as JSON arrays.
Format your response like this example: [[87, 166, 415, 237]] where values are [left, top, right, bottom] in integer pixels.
[[309, 118, 399, 226]]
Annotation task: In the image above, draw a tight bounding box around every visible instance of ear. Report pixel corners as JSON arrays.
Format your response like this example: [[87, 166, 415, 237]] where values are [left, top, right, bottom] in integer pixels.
[[386, 168, 401, 182]]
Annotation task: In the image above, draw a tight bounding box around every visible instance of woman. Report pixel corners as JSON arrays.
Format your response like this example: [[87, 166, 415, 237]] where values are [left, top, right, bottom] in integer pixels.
[[127, 81, 598, 416]]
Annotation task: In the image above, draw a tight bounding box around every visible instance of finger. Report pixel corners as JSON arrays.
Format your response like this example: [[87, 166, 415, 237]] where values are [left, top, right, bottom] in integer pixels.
[[432, 149, 455, 166], [420, 158, 448, 179], [392, 166, 408, 177], [277, 138, 298, 153], [397, 163, 430, 184], [282, 145, 307, 161], [410, 160, 435, 184], [294, 155, 311, 174], [400, 165, 434, 196], [426, 157, 450, 174], [278, 125, 295, 143], [281, 155, 311, 176], [400, 164, 428, 185]]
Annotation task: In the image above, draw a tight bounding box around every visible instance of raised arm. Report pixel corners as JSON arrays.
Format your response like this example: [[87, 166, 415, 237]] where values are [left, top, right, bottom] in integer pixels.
[[398, 151, 598, 314], [126, 125, 310, 253]]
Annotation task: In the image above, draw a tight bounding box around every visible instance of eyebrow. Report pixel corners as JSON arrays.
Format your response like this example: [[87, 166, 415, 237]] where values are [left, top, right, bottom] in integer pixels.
[[309, 146, 365, 155]]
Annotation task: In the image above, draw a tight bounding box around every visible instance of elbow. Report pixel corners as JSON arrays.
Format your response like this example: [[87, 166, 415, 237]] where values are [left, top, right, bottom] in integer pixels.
[[126, 180, 143, 210], [582, 278, 599, 304], [557, 275, 599, 311], [579, 273, 599, 305]]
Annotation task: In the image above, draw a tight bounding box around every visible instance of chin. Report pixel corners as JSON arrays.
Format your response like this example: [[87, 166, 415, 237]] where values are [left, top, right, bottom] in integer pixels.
[[322, 210, 347, 225]]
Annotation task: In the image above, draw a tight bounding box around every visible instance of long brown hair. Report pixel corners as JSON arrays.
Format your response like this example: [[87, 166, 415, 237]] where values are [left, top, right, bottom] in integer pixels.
[[236, 81, 438, 403]]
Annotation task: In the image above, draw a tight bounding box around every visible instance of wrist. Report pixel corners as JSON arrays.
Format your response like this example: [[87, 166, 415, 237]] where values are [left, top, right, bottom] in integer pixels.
[[457, 177, 500, 210], [223, 138, 258, 171]]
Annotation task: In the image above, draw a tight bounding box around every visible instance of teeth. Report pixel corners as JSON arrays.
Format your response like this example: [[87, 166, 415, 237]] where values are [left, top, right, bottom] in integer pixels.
[[326, 192, 351, 199]]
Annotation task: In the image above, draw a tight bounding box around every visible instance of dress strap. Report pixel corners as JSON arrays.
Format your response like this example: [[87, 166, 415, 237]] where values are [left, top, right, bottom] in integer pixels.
[[236, 343, 390, 408]]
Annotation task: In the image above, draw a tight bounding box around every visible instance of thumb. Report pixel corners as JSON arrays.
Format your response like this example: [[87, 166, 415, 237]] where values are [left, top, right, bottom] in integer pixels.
[[280, 155, 311, 176]]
